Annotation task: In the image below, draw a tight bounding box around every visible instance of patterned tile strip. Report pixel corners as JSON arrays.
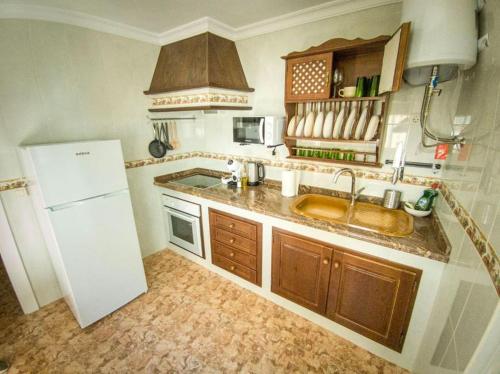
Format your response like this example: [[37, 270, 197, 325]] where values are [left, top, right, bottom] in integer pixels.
[[440, 182, 500, 296], [2, 154, 497, 295], [124, 151, 441, 187], [0, 178, 27, 192], [0, 152, 440, 190]]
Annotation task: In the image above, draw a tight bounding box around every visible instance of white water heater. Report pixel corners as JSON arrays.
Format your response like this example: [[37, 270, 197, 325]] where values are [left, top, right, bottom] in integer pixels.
[[401, 0, 477, 85]]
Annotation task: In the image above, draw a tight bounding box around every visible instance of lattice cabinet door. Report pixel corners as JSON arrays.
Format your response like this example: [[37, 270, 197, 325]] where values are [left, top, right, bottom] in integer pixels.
[[285, 52, 333, 102]]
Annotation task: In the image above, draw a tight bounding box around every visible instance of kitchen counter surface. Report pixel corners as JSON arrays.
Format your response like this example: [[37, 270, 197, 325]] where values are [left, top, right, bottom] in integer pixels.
[[155, 168, 451, 263]]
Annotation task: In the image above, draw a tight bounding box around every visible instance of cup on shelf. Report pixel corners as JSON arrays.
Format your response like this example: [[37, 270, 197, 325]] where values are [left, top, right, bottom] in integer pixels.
[[338, 86, 356, 98], [369, 75, 380, 97], [355, 77, 367, 97]]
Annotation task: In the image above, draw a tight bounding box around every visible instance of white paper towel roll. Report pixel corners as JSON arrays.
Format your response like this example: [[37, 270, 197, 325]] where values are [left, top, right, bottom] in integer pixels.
[[282, 170, 299, 197]]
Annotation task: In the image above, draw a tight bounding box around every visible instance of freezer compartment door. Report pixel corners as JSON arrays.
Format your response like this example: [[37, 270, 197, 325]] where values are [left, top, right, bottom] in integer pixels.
[[48, 189, 147, 327], [28, 140, 128, 208]]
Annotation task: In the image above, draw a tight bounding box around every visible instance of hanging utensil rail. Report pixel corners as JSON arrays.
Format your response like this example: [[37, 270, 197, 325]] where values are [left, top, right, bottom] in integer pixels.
[[147, 116, 196, 121]]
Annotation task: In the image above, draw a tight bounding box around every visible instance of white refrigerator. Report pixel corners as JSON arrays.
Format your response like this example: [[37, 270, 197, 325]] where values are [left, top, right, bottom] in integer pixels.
[[20, 140, 147, 328]]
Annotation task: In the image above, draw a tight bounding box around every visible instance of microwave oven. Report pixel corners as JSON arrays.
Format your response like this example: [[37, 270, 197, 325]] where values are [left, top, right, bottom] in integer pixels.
[[233, 116, 284, 146]]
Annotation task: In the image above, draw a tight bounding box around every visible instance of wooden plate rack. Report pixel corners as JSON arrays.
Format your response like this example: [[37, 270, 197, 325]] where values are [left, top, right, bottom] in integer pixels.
[[281, 23, 411, 168]]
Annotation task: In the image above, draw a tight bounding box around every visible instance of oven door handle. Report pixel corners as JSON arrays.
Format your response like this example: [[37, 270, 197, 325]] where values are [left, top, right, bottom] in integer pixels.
[[165, 206, 198, 223], [259, 118, 265, 144]]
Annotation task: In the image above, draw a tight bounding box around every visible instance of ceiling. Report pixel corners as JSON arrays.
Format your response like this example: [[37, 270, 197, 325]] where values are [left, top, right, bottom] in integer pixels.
[[0, 0, 400, 44], [0, 0, 334, 32]]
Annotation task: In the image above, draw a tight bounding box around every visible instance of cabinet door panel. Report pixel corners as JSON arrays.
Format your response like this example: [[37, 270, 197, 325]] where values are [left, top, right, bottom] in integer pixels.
[[379, 22, 411, 94], [327, 250, 420, 352], [272, 229, 332, 314], [285, 52, 333, 101]]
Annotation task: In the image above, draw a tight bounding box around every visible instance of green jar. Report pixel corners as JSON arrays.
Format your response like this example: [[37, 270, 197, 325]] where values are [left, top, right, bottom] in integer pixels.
[[415, 189, 438, 211]]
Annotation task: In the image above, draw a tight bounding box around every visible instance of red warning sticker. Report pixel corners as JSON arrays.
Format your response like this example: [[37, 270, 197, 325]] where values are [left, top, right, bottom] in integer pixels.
[[434, 144, 448, 160]]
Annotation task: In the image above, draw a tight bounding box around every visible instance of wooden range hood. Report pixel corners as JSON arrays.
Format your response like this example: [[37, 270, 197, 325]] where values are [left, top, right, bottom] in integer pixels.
[[144, 32, 254, 112]]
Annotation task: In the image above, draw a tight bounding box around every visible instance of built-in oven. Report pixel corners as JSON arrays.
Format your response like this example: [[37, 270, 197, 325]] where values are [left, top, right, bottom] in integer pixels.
[[162, 194, 204, 258]]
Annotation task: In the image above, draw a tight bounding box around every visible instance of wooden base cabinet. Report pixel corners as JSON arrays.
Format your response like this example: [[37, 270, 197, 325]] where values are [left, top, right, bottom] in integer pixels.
[[209, 209, 262, 286], [271, 230, 333, 314], [271, 228, 421, 352]]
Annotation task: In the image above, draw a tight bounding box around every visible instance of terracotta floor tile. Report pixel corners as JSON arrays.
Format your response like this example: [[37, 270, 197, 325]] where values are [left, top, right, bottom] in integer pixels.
[[0, 250, 408, 373]]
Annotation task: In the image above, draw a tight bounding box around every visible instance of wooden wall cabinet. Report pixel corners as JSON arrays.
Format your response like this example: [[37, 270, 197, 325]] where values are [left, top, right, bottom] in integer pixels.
[[285, 52, 333, 101], [209, 209, 262, 286], [271, 228, 421, 352], [282, 23, 411, 167]]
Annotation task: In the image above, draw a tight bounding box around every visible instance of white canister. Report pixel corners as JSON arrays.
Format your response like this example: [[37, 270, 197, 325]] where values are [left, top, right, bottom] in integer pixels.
[[281, 170, 299, 197]]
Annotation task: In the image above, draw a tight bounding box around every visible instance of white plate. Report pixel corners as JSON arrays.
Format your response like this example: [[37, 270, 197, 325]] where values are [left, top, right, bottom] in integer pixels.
[[322, 111, 334, 138], [332, 107, 345, 139], [364, 115, 380, 141], [303, 111, 315, 137], [287, 115, 300, 136], [295, 117, 305, 137], [343, 109, 356, 139], [354, 107, 368, 140], [313, 111, 324, 138]]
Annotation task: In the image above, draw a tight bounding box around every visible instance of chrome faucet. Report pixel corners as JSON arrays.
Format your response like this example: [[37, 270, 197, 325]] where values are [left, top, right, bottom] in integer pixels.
[[333, 168, 365, 206]]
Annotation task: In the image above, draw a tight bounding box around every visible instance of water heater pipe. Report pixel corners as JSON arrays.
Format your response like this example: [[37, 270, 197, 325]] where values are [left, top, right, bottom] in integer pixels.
[[420, 66, 465, 147]]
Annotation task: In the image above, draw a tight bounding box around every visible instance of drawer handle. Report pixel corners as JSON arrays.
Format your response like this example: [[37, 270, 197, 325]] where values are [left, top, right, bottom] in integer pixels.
[[229, 223, 235, 229], [323, 259, 329, 265], [230, 265, 235, 271], [229, 252, 235, 257], [229, 238, 235, 244], [334, 262, 340, 269]]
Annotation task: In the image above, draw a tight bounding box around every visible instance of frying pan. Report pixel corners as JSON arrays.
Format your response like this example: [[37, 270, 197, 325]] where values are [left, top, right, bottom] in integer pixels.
[[148, 122, 166, 158]]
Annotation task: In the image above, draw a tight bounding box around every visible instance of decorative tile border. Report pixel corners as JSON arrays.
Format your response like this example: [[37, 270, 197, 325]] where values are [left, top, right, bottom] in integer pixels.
[[148, 87, 252, 111], [0, 178, 27, 192], [440, 182, 500, 296], [125, 151, 440, 187], [2, 152, 497, 295]]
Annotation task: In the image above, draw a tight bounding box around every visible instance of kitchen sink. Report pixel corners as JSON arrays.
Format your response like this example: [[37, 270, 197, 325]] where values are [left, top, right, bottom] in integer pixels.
[[290, 194, 414, 237]]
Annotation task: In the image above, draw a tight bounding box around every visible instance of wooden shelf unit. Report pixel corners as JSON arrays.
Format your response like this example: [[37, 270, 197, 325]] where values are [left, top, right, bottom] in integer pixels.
[[283, 96, 388, 168], [281, 23, 410, 168]]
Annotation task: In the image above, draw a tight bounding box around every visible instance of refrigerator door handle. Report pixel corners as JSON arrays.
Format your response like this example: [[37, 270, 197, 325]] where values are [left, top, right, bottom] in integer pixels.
[[49, 189, 129, 211]]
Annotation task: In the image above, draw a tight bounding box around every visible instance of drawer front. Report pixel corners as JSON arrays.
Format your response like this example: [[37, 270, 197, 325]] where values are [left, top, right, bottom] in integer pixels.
[[212, 212, 257, 240], [214, 228, 256, 255], [213, 241, 257, 269], [213, 254, 257, 284]]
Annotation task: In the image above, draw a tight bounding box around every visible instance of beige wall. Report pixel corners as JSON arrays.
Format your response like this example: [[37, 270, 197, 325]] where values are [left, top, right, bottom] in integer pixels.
[[202, 3, 452, 179], [415, 2, 500, 372], [0, 19, 204, 306], [0, 5, 498, 370]]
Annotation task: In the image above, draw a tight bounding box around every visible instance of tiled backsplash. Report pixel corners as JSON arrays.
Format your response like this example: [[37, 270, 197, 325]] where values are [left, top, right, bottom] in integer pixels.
[[3, 151, 497, 295]]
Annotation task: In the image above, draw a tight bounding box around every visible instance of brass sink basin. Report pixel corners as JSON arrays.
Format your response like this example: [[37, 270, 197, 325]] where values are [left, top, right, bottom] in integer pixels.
[[291, 194, 414, 237]]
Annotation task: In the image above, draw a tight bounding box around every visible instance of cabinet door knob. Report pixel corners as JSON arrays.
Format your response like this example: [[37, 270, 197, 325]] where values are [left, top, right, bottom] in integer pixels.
[[334, 262, 340, 269], [230, 265, 235, 271], [229, 252, 235, 257], [323, 259, 329, 265], [229, 223, 235, 229], [229, 238, 235, 244]]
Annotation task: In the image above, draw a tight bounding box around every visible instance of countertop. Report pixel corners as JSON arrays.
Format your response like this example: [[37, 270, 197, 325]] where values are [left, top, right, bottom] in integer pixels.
[[154, 168, 451, 263]]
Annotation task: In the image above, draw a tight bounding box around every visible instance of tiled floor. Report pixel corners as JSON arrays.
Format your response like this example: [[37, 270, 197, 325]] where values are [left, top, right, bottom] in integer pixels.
[[1, 250, 407, 373]]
